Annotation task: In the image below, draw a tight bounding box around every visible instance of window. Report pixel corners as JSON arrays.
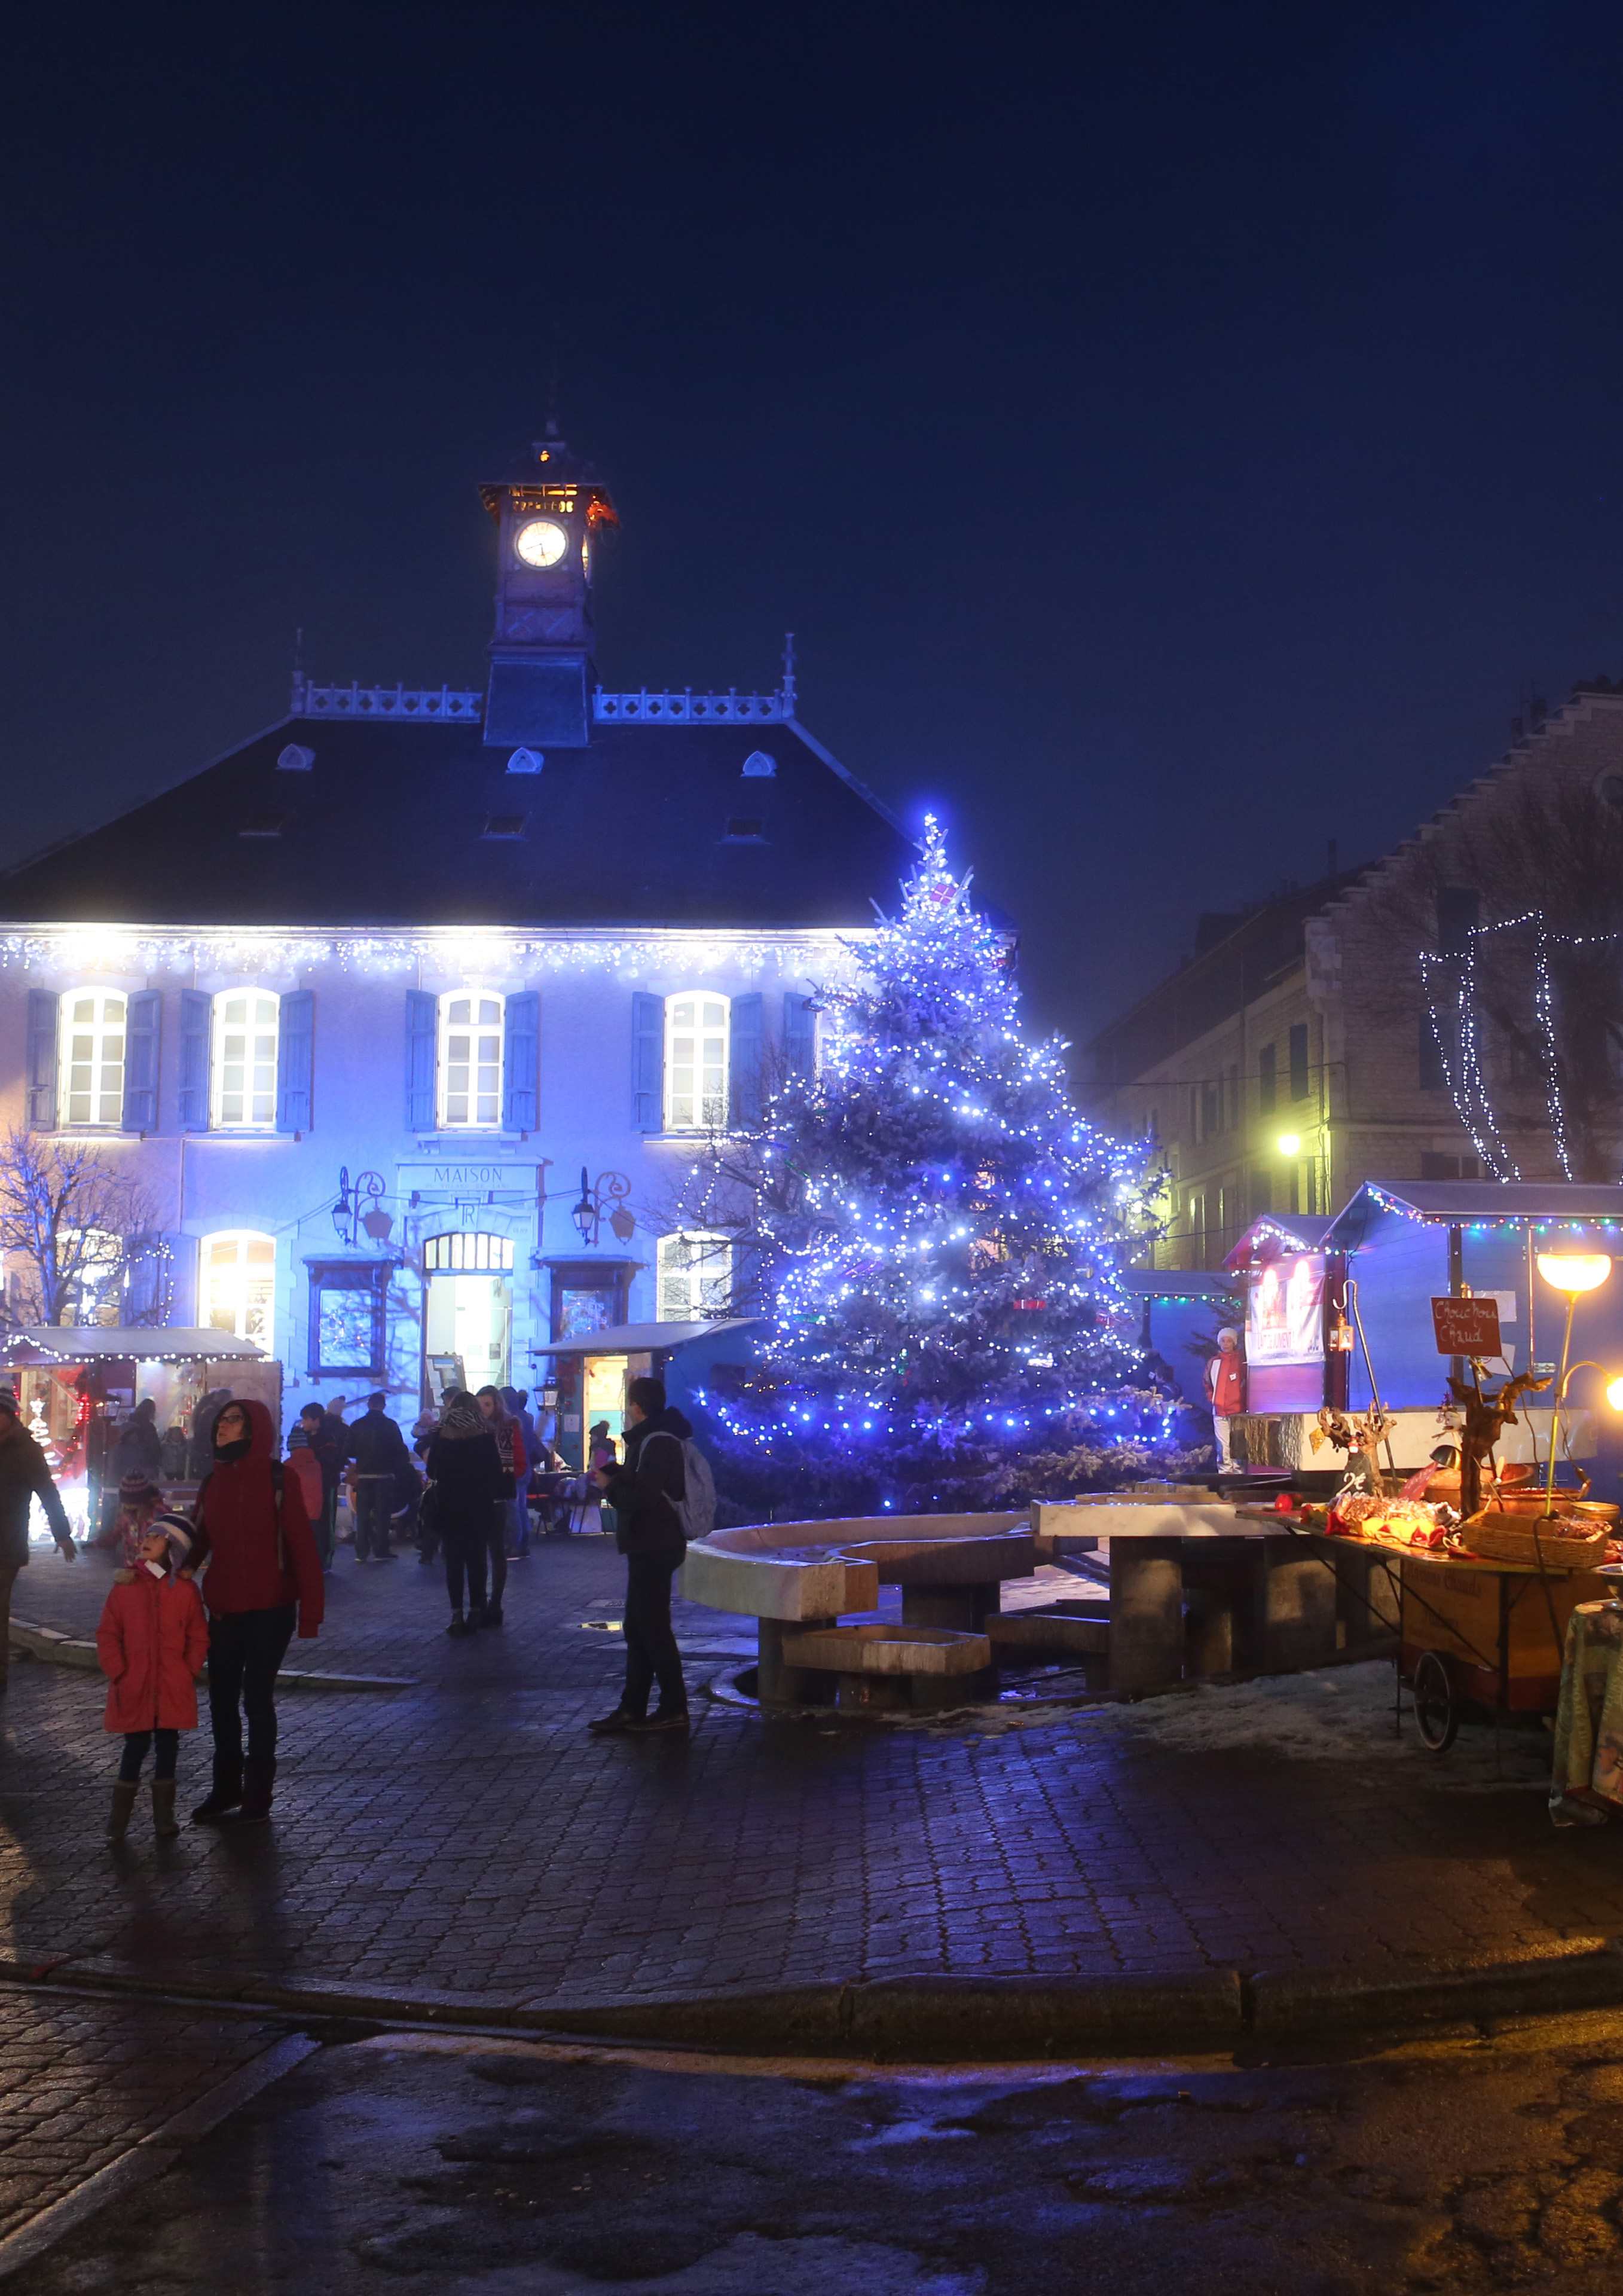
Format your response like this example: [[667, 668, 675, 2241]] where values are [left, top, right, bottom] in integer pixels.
[[664, 994, 729, 1130], [658, 1231, 733, 1321], [307, 1260, 389, 1378], [1200, 1080, 1221, 1138], [438, 994, 504, 1128], [1227, 1064, 1239, 1128], [203, 1231, 275, 1351], [423, 1232, 515, 1272], [1436, 887, 1480, 956], [1249, 1169, 1273, 1218], [1258, 1042, 1277, 1112], [210, 993, 279, 1128], [1289, 1022, 1310, 1101], [60, 993, 126, 1126], [1421, 1153, 1481, 1181], [1420, 1013, 1451, 1092]]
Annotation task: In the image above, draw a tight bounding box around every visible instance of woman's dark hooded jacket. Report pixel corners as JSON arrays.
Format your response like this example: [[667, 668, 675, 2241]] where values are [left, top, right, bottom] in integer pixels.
[[424, 1399, 506, 1532]]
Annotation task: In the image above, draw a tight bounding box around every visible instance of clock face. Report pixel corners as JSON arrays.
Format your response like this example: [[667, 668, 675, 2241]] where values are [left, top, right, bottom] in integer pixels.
[[514, 518, 568, 569]]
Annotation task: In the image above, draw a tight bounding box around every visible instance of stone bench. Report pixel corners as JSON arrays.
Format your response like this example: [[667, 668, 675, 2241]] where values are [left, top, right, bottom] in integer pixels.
[[780, 1623, 993, 1712]]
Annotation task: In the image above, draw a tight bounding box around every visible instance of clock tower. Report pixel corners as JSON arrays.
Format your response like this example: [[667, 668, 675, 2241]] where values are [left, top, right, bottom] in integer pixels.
[[479, 428, 618, 749]]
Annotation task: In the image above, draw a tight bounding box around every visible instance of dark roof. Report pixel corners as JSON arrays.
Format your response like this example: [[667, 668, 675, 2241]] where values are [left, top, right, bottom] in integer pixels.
[[1327, 1180, 1623, 1245], [0, 715, 917, 930], [1087, 869, 1365, 1082]]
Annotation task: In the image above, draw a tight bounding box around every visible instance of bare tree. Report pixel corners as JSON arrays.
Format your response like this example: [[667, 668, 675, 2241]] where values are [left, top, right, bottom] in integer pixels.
[[0, 1130, 172, 1327]]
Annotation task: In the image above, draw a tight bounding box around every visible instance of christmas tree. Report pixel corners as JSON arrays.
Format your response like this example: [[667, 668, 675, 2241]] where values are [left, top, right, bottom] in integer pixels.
[[688, 819, 1206, 1517]]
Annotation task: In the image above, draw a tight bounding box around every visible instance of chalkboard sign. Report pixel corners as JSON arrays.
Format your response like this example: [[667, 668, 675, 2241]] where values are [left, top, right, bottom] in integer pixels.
[[1431, 1296, 1502, 1357]]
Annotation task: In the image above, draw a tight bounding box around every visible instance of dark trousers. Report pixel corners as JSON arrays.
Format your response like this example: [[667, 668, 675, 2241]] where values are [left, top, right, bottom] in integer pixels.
[[443, 1519, 487, 1613], [119, 1728, 179, 1781], [207, 1604, 297, 1785], [314, 1482, 338, 1569], [353, 1477, 395, 1559], [622, 1551, 686, 1718], [485, 1503, 509, 1613]]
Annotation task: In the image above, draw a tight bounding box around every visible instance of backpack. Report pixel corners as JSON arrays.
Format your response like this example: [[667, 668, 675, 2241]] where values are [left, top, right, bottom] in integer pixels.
[[642, 1430, 717, 1541]]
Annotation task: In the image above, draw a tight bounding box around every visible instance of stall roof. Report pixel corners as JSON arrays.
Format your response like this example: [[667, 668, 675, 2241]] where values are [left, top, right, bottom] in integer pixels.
[[531, 1318, 762, 1358], [0, 1327, 268, 1362], [1221, 1214, 1334, 1273], [1326, 1181, 1623, 1250], [1119, 1269, 1240, 1300]]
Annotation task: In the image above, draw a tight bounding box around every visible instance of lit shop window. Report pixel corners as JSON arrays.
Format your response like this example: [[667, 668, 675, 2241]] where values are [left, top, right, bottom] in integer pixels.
[[423, 1233, 515, 1273], [664, 994, 729, 1130], [439, 994, 504, 1128], [657, 1231, 732, 1321], [61, 993, 126, 1127], [203, 1231, 275, 1351], [211, 992, 279, 1128]]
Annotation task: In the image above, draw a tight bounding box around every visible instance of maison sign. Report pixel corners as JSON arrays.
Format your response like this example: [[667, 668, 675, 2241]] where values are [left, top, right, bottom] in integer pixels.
[[397, 1159, 540, 1196]]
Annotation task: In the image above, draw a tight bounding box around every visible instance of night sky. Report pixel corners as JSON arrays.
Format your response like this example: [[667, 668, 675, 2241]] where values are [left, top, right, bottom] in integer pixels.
[[5, 2, 1623, 1057]]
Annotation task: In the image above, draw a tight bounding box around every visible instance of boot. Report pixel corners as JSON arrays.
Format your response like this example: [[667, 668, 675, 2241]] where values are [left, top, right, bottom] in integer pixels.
[[107, 1780, 140, 1840], [235, 1758, 277, 1825], [191, 1754, 243, 1824], [151, 1779, 181, 1838]]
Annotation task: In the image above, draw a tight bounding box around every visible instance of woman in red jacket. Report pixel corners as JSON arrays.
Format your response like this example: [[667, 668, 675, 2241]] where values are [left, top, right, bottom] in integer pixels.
[[187, 1397, 324, 1827], [97, 1510, 209, 1840]]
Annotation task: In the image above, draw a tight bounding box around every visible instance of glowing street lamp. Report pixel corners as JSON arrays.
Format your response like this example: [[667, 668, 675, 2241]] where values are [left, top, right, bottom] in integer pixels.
[[1536, 1254, 1613, 1516], [1276, 1133, 1302, 1158]]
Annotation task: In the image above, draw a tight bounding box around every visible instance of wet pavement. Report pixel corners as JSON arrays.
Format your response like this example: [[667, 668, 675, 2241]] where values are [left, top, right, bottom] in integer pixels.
[[3, 1534, 1623, 2014], [23, 2000, 1623, 2293]]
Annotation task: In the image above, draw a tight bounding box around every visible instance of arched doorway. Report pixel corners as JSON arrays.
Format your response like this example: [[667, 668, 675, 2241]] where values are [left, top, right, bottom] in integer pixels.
[[422, 1232, 513, 1400]]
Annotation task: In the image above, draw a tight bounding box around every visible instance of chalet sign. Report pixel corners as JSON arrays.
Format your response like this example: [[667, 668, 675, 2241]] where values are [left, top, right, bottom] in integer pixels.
[[1431, 1296, 1502, 1357]]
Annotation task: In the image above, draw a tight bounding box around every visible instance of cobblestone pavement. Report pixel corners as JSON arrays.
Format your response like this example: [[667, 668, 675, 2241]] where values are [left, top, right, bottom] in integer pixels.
[[27, 2011, 1623, 2293], [0, 1984, 288, 2245], [5, 1535, 1623, 2011]]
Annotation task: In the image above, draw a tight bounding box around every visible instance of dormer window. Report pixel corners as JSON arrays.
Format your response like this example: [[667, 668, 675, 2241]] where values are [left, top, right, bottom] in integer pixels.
[[483, 815, 527, 839], [723, 818, 767, 842], [741, 750, 776, 778], [276, 744, 316, 772], [240, 813, 289, 838]]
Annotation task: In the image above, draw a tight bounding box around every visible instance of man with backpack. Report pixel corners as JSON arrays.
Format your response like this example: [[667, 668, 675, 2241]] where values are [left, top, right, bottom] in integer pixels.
[[588, 1376, 712, 1735]]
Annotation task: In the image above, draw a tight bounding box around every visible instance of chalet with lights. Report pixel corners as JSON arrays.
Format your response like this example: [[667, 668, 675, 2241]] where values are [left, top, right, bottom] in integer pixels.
[[0, 432, 915, 1457]]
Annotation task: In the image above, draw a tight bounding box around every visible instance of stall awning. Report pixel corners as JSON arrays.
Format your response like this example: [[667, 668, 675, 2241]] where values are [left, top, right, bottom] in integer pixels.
[[1221, 1214, 1334, 1273], [1326, 1181, 1623, 1250], [532, 1317, 761, 1358], [1, 1327, 268, 1363]]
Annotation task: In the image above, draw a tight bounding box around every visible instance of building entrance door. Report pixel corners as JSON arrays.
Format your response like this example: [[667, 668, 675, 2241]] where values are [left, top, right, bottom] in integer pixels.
[[424, 1272, 511, 1392]]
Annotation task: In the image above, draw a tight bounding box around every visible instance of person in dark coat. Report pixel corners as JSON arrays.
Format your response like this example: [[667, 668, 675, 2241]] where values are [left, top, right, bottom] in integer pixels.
[[591, 1376, 690, 1735], [112, 1397, 163, 1483], [0, 1389, 75, 1690], [476, 1386, 525, 1619], [424, 1394, 506, 1635], [187, 1397, 324, 1826], [289, 1402, 341, 1568], [343, 1393, 413, 1563]]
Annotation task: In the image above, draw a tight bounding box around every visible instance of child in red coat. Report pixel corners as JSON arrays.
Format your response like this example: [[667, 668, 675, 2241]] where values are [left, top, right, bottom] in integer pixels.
[[96, 1509, 209, 1841]]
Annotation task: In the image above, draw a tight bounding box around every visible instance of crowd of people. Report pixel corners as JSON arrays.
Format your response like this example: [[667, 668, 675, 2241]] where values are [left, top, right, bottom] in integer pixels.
[[0, 1372, 703, 1842]]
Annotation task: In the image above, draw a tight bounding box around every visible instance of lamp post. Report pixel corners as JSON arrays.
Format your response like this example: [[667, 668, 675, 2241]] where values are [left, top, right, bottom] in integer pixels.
[[568, 1167, 635, 1248], [1535, 1253, 1612, 1516]]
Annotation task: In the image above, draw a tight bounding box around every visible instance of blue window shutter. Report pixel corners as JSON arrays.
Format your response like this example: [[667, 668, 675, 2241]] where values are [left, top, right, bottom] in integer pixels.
[[121, 990, 160, 1133], [277, 989, 314, 1132], [178, 990, 211, 1131], [783, 991, 816, 1081], [632, 992, 663, 1131], [730, 992, 764, 1125], [503, 991, 539, 1130], [406, 990, 436, 1131], [26, 991, 58, 1129]]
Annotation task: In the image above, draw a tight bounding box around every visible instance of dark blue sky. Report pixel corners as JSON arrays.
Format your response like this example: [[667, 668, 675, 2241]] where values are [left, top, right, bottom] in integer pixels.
[[4, 2, 1622, 1049]]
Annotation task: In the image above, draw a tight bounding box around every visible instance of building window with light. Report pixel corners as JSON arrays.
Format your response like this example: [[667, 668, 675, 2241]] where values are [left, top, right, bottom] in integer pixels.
[[211, 992, 280, 1128], [60, 993, 126, 1127], [439, 993, 504, 1128], [663, 994, 729, 1131], [203, 1231, 276, 1351], [658, 1230, 733, 1321]]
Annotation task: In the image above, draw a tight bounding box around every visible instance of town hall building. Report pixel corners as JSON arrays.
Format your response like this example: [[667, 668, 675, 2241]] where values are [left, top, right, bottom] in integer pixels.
[[0, 432, 916, 1454]]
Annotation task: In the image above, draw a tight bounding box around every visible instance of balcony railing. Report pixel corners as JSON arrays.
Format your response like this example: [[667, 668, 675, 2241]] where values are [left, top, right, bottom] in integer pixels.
[[593, 688, 785, 724], [291, 680, 484, 722]]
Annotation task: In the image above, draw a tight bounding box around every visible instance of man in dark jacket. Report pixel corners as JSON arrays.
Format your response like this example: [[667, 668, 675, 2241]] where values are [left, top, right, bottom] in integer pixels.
[[0, 1390, 75, 1691], [590, 1377, 691, 1735], [343, 1393, 413, 1563]]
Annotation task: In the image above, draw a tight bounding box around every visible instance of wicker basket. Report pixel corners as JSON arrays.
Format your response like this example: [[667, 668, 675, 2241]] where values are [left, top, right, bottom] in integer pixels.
[[1462, 1511, 1609, 1570]]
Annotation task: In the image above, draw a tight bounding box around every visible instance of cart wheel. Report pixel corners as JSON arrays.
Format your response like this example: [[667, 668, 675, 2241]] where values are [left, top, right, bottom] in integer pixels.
[[1412, 1651, 1459, 1754]]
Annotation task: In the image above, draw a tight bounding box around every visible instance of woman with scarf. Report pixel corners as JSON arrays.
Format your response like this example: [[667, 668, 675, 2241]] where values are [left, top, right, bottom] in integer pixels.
[[425, 1394, 506, 1635], [474, 1386, 525, 1626]]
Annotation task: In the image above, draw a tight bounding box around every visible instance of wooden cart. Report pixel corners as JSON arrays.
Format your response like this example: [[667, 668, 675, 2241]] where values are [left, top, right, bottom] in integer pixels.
[[1396, 1546, 1610, 1752]]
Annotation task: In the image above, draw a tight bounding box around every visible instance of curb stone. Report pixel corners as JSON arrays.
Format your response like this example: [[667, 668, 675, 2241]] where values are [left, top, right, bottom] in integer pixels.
[[7, 1618, 416, 1692], [5, 1948, 1621, 2059]]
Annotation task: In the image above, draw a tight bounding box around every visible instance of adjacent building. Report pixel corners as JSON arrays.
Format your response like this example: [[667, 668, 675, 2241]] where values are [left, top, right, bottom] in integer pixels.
[[0, 432, 916, 1454], [1088, 682, 1623, 1267]]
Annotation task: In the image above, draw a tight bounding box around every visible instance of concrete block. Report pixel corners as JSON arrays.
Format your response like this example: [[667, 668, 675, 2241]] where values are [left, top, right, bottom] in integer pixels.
[[780, 1623, 992, 1676], [985, 1610, 1109, 1657], [677, 1544, 877, 1622], [840, 1532, 1036, 1584], [1108, 1537, 1185, 1693]]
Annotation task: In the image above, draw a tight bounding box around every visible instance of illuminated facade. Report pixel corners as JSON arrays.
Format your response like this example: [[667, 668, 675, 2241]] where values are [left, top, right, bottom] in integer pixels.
[[0, 432, 915, 1443]]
